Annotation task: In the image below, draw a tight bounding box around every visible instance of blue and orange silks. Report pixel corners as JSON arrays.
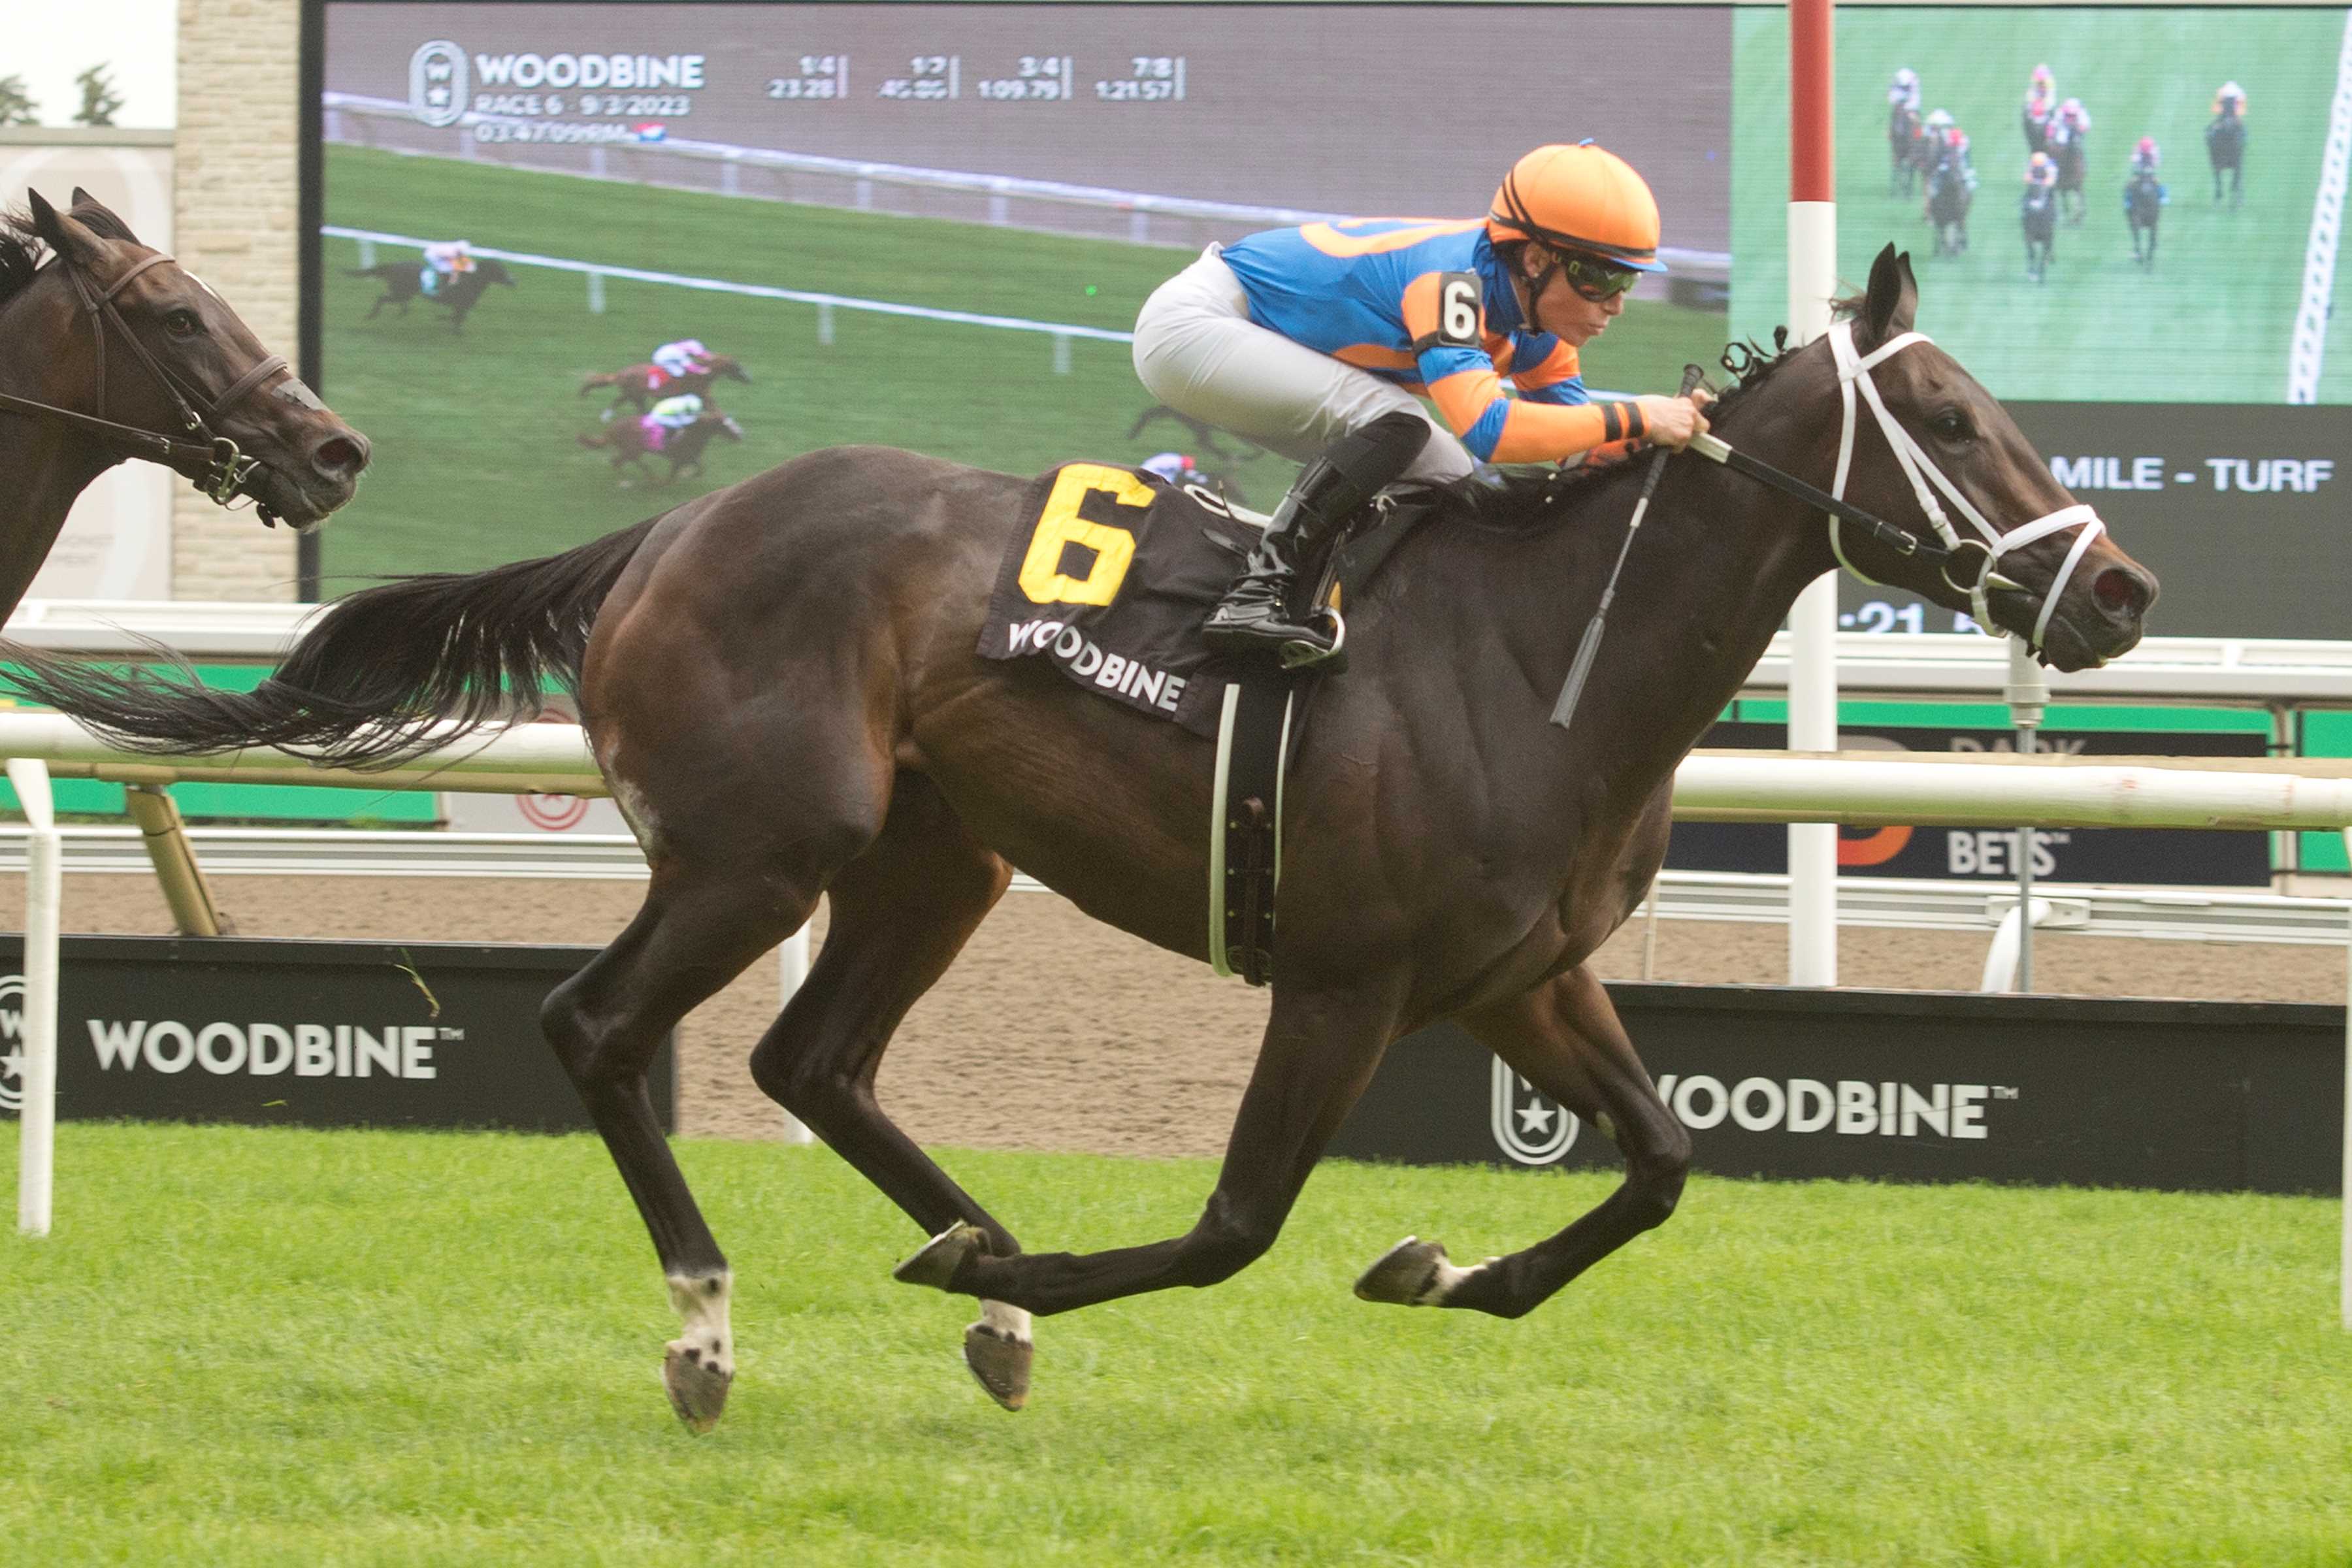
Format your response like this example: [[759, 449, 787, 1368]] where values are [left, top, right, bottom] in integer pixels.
[[1217, 218, 1639, 465]]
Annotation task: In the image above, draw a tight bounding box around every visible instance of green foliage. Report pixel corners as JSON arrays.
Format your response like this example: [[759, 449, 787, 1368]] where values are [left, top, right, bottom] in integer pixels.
[[7, 1120, 2352, 1564], [318, 145, 1729, 582], [73, 65, 123, 129], [0, 75, 40, 128]]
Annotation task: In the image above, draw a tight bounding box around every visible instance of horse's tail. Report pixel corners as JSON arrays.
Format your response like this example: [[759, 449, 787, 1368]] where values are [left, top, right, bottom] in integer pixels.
[[580, 372, 615, 393], [0, 518, 662, 767]]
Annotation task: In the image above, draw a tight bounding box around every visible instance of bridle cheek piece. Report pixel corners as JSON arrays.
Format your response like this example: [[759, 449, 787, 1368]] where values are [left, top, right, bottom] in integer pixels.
[[1, 248, 299, 521], [1825, 320, 2104, 651]]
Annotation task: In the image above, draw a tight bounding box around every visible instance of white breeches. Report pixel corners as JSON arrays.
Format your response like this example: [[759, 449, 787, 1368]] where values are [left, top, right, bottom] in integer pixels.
[[1131, 246, 1475, 484]]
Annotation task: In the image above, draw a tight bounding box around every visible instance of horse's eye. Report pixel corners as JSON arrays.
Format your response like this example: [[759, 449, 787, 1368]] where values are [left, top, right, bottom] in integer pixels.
[[163, 308, 201, 338], [1930, 410, 1972, 442]]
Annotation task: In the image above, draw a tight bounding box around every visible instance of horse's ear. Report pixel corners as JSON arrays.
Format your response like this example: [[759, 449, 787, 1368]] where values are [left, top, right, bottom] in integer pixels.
[[1859, 243, 1919, 347], [26, 189, 105, 268]]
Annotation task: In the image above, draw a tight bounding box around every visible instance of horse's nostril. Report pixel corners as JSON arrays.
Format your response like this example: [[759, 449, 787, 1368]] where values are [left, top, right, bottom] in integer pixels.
[[2093, 566, 2148, 619], [313, 435, 368, 479]]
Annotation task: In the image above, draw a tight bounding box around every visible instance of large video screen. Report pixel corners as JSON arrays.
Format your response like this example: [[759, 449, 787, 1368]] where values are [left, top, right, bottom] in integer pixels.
[[307, 3, 2351, 638]]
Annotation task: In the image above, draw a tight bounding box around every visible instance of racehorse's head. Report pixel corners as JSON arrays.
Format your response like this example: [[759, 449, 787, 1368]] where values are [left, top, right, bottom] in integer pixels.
[[716, 357, 751, 384], [476, 259, 516, 287], [1816, 245, 2157, 670], [22, 188, 370, 530]]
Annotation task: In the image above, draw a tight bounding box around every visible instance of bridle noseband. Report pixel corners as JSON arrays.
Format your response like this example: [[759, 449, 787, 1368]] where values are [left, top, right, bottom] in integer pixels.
[[0, 244, 297, 517], [1823, 319, 2105, 651]]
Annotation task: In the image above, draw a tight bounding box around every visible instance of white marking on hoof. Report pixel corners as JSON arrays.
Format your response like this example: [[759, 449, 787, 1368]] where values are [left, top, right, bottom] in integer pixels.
[[1353, 1236, 1485, 1307], [964, 1299, 1034, 1411], [662, 1270, 734, 1433], [893, 1221, 985, 1290]]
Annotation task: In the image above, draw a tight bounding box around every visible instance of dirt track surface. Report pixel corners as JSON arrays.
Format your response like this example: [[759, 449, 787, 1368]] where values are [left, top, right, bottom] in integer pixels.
[[8, 871, 2341, 1160]]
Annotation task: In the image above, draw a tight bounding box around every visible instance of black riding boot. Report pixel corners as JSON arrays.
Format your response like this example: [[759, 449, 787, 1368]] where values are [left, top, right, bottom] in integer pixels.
[[1203, 412, 1429, 666]]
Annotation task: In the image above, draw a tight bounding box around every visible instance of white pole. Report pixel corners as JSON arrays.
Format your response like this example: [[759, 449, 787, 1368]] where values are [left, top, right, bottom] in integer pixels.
[[586, 271, 606, 315], [1786, 199, 1839, 986], [776, 928, 814, 1145], [11, 759, 59, 1237], [2008, 637, 2050, 989]]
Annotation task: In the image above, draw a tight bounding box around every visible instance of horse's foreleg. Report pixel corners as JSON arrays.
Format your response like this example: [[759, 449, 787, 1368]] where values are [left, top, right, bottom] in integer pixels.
[[541, 865, 806, 1433], [746, 774, 1040, 1408], [1358, 966, 1688, 1320], [903, 977, 1404, 1318]]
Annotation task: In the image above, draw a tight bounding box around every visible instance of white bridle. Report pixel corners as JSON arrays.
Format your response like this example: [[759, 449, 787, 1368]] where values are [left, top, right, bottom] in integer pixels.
[[1825, 320, 2105, 651]]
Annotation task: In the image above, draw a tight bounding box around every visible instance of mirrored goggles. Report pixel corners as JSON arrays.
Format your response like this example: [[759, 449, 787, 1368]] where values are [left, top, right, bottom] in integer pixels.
[[1556, 252, 1642, 302]]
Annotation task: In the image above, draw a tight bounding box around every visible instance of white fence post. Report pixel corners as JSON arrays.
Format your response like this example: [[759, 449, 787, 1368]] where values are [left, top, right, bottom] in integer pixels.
[[1052, 333, 1071, 374], [355, 237, 376, 270], [586, 271, 606, 315], [11, 759, 59, 1238], [816, 302, 835, 346], [777, 929, 813, 1145]]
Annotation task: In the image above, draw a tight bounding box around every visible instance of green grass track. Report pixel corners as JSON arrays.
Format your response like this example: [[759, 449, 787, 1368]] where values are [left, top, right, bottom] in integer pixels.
[[319, 144, 1727, 580], [1731, 7, 2348, 404], [7, 1121, 2352, 1564]]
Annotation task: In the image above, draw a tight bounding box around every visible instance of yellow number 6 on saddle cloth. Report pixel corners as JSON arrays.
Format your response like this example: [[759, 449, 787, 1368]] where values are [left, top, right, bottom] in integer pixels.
[[1016, 463, 1149, 607]]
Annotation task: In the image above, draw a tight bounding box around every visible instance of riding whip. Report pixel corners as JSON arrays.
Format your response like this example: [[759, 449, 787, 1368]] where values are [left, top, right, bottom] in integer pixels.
[[1550, 363, 1707, 732]]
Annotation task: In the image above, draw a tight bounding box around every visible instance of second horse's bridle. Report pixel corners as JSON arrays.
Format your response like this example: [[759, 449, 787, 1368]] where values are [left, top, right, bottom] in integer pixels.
[[0, 246, 302, 521]]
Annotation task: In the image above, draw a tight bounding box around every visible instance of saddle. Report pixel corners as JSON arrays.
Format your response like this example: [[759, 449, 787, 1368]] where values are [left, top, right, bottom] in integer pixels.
[[974, 464, 1440, 985]]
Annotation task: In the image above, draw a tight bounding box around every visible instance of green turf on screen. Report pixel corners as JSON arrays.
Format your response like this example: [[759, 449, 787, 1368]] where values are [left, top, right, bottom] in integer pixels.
[[5, 1122, 2351, 1565], [320, 144, 1729, 581], [1731, 7, 2348, 403]]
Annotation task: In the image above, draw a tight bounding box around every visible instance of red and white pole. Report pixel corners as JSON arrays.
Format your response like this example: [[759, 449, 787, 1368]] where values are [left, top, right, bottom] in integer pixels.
[[1787, 0, 1840, 985]]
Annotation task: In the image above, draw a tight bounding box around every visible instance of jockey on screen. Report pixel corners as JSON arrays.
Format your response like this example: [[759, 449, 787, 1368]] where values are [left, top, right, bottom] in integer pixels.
[[641, 392, 704, 451], [2025, 150, 2058, 195], [1140, 451, 1199, 485], [419, 239, 475, 298], [1131, 141, 1710, 662], [1889, 67, 1921, 114], [651, 338, 717, 383], [2213, 80, 2247, 120], [2131, 136, 2161, 176], [2050, 97, 2092, 150], [2022, 64, 2057, 154]]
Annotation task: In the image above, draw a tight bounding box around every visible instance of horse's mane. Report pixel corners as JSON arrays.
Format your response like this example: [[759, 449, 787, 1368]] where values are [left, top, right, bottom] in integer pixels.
[[0, 199, 144, 313]]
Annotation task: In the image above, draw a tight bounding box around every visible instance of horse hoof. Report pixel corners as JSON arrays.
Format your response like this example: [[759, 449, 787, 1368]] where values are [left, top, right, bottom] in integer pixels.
[[894, 1221, 986, 1290], [1354, 1236, 1454, 1306], [964, 1317, 1034, 1411], [662, 1342, 732, 1433]]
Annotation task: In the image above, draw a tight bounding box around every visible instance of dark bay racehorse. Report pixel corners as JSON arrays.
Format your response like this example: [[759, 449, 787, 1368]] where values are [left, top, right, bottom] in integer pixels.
[[2023, 184, 2059, 282], [2207, 110, 2246, 206], [576, 406, 743, 486], [1928, 151, 1974, 255], [0, 189, 367, 619], [2126, 170, 2163, 265], [2051, 132, 2089, 225], [2, 248, 2156, 1433], [350, 257, 515, 334], [581, 354, 751, 417]]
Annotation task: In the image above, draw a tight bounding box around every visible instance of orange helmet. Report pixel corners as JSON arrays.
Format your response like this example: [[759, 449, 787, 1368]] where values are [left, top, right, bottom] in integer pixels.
[[1486, 143, 1665, 272]]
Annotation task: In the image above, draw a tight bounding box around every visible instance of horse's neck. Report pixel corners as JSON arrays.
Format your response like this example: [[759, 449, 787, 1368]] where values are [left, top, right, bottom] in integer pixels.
[[1421, 372, 1836, 817], [0, 282, 120, 613]]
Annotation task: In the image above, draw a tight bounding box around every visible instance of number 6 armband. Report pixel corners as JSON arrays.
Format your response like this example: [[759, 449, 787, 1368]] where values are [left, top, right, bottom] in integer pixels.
[[1407, 271, 1487, 353]]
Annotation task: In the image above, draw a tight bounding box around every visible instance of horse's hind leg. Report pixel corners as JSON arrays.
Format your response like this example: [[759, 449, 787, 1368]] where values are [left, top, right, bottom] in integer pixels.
[[747, 773, 1043, 1406], [899, 975, 1406, 1317], [1356, 966, 1690, 1320]]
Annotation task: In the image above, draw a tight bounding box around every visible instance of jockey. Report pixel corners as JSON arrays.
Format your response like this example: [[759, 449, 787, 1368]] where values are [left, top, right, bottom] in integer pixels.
[[1132, 140, 1710, 661], [2025, 151, 2058, 193], [2213, 80, 2247, 120], [2131, 136, 2161, 176], [2022, 66, 2057, 154], [419, 239, 474, 298], [651, 338, 716, 381], [1889, 67, 1921, 114], [1139, 451, 1198, 485], [640, 392, 704, 451], [2051, 97, 2092, 148]]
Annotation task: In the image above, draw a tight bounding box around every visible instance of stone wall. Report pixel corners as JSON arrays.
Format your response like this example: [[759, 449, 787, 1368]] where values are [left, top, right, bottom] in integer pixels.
[[173, 0, 303, 600]]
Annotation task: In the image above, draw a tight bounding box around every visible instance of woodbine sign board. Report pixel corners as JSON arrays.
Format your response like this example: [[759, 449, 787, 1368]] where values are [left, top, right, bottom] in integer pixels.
[[1331, 983, 2345, 1196], [0, 936, 672, 1133]]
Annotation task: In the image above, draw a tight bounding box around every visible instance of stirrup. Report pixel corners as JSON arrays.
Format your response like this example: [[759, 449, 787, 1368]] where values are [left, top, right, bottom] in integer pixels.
[[1279, 608, 1347, 673]]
